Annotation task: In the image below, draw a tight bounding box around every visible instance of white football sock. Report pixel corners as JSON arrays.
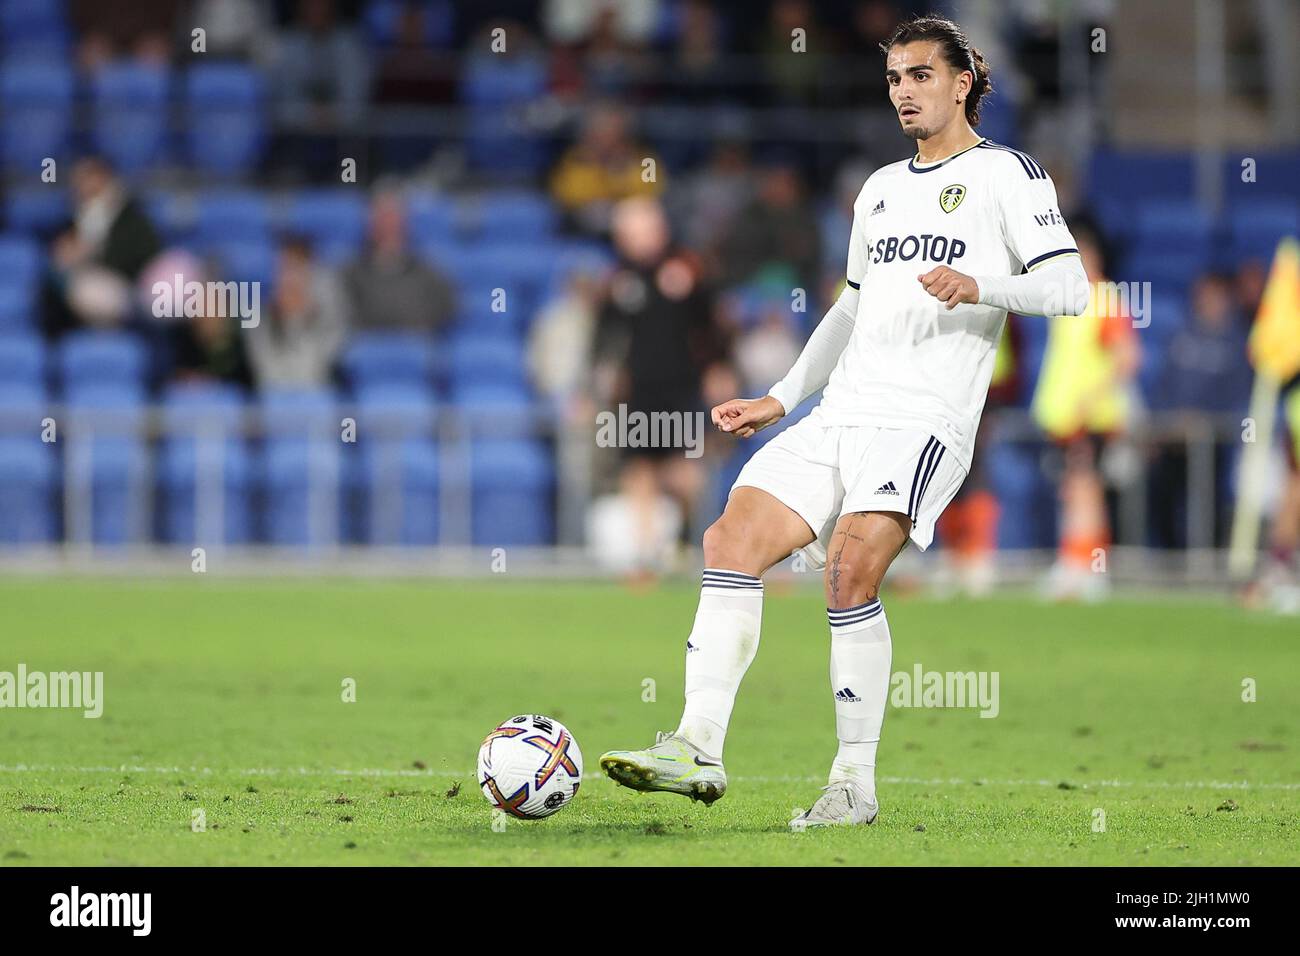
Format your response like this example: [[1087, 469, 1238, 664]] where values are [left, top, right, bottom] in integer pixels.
[[674, 569, 763, 760], [827, 599, 892, 798]]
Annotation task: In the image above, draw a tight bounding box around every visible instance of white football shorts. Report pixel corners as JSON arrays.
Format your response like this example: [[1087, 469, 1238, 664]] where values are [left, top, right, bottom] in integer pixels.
[[731, 417, 968, 569]]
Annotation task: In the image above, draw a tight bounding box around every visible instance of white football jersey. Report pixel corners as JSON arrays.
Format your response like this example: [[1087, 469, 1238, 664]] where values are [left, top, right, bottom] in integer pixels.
[[812, 137, 1080, 471]]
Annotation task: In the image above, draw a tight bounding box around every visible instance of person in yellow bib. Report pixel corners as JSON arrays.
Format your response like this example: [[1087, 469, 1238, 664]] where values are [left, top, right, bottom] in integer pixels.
[[1031, 224, 1139, 600]]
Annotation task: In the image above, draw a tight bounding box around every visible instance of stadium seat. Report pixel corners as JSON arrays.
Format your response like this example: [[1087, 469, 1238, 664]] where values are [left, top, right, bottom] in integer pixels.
[[0, 59, 73, 169], [142, 189, 195, 244], [1227, 199, 1300, 265], [342, 332, 438, 389], [184, 64, 266, 176], [3, 189, 71, 235], [284, 190, 368, 262], [460, 55, 548, 175], [91, 62, 171, 173], [447, 335, 527, 389], [1086, 150, 1195, 205], [0, 234, 42, 331], [0, 333, 44, 387], [259, 389, 342, 546], [1133, 199, 1214, 261], [58, 331, 148, 392], [1221, 150, 1300, 204], [352, 385, 440, 545], [196, 189, 273, 242], [63, 386, 148, 545], [363, 0, 454, 48], [406, 191, 458, 245], [469, 439, 554, 546], [461, 190, 557, 240], [206, 237, 276, 289], [158, 383, 253, 544], [0, 384, 56, 543], [0, 233, 43, 284]]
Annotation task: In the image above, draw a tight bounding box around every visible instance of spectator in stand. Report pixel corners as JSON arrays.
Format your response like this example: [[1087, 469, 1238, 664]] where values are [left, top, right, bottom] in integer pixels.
[[45, 155, 162, 337], [273, 0, 371, 178], [1158, 272, 1251, 413], [666, 139, 755, 266], [169, 266, 253, 389], [247, 238, 349, 390], [550, 103, 662, 236], [1148, 272, 1251, 550], [1031, 223, 1139, 600], [587, 197, 724, 579], [718, 160, 822, 293], [342, 192, 456, 334], [71, 0, 179, 67]]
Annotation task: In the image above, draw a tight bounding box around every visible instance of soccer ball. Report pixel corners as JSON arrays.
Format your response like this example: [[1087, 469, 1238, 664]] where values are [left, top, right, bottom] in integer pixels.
[[477, 714, 583, 819]]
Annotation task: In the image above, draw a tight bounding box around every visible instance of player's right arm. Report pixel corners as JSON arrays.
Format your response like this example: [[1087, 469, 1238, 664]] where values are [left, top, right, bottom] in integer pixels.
[[713, 190, 868, 438]]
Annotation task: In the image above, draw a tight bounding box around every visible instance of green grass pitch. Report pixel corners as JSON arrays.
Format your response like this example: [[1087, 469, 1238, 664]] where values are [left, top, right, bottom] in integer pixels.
[[1, 578, 1295, 866]]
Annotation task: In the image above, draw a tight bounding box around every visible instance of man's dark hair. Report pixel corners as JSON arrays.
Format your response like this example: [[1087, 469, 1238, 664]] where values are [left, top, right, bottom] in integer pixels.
[[880, 15, 994, 127]]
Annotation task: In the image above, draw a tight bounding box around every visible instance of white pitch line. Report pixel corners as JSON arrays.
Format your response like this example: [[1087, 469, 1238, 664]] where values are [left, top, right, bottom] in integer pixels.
[[0, 764, 1297, 791]]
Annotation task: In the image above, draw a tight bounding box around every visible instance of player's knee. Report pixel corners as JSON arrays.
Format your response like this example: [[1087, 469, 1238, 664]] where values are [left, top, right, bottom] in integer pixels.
[[823, 560, 880, 608], [702, 517, 751, 573]]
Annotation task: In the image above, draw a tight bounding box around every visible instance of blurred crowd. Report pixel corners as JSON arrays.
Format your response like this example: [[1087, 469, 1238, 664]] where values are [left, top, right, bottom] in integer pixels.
[[3, 0, 1296, 600]]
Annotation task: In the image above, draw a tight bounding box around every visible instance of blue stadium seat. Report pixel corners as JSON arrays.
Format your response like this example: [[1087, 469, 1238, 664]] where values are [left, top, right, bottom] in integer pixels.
[[284, 190, 368, 262], [342, 332, 437, 389], [1227, 199, 1300, 265], [1086, 150, 1194, 204], [3, 189, 71, 235], [1133, 199, 1214, 260], [460, 55, 548, 174], [462, 190, 557, 240], [0, 234, 42, 331], [0, 384, 56, 544], [406, 191, 457, 244], [158, 383, 253, 544], [196, 189, 272, 242], [363, 0, 454, 48], [259, 389, 341, 546], [0, 233, 42, 283], [206, 237, 276, 288], [1221, 150, 1300, 204], [447, 335, 526, 389], [64, 386, 148, 546], [58, 331, 148, 392], [91, 62, 171, 173], [1118, 253, 1205, 300], [185, 64, 266, 176], [352, 385, 440, 545], [0, 332, 45, 387], [0, 59, 73, 169], [142, 190, 195, 244], [469, 439, 554, 546]]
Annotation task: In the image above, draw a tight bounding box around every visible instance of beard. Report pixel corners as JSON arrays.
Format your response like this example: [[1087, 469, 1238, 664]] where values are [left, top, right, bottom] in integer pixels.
[[901, 124, 931, 141]]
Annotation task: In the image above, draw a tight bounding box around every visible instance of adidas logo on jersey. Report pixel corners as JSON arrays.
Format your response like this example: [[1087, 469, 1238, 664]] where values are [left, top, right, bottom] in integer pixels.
[[835, 687, 862, 703], [870, 199, 885, 216], [876, 481, 900, 496], [686, 639, 698, 653]]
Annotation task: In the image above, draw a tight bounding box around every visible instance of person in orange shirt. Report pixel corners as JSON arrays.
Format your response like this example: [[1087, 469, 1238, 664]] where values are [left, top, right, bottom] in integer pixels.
[[1030, 223, 1140, 600]]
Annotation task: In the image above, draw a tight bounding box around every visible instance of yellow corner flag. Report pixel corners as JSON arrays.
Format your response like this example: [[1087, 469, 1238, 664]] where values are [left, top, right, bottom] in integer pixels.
[[1247, 236, 1300, 380], [1231, 235, 1300, 577]]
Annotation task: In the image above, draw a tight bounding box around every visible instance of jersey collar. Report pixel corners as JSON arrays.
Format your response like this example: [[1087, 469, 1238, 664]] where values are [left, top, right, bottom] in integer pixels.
[[908, 136, 986, 174]]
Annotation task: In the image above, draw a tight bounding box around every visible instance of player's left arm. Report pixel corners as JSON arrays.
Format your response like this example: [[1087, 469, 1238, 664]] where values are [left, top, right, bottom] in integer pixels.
[[917, 165, 1089, 317]]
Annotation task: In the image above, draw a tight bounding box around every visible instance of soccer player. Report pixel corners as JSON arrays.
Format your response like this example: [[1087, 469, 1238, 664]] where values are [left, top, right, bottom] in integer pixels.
[[599, 15, 1089, 825]]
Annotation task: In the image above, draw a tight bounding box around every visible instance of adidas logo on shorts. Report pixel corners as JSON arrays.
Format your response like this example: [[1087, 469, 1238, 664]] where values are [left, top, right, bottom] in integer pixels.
[[876, 481, 900, 496], [835, 687, 862, 703]]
